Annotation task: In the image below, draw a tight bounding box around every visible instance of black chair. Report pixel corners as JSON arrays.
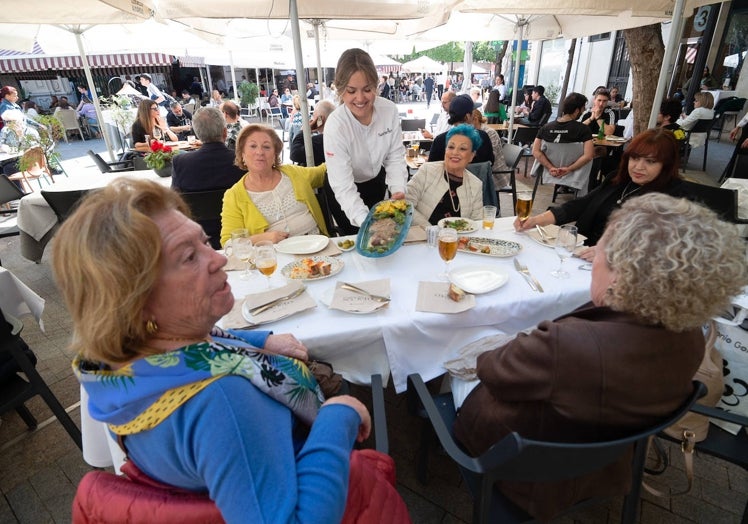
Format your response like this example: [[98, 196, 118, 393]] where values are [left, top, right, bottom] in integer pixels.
[[682, 180, 748, 224], [0, 176, 26, 240], [681, 119, 715, 172], [87, 150, 134, 174], [0, 311, 82, 450], [511, 126, 540, 178], [494, 143, 523, 213], [41, 189, 90, 223], [711, 97, 746, 141], [401, 118, 426, 132], [407, 373, 704, 524], [180, 189, 227, 249]]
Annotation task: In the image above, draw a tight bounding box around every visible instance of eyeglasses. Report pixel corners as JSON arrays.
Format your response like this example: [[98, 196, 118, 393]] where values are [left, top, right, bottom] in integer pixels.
[[150, 107, 159, 111]]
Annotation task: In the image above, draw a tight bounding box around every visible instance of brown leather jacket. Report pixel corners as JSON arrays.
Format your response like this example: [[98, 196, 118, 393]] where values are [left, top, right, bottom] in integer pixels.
[[454, 303, 704, 522]]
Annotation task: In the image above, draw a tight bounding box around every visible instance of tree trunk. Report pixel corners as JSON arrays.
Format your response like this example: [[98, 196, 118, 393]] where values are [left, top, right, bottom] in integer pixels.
[[494, 41, 508, 77], [623, 25, 664, 135]]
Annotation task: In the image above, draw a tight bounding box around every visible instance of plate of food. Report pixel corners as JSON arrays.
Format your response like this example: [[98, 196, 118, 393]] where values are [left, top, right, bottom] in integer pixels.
[[456, 236, 521, 258], [356, 200, 413, 258], [335, 236, 357, 252], [449, 265, 509, 294], [275, 235, 329, 255], [438, 217, 479, 234], [281, 256, 344, 280]]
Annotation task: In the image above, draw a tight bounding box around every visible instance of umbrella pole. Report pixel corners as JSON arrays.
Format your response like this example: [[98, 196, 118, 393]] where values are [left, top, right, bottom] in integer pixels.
[[648, 0, 687, 129], [508, 19, 526, 141], [312, 20, 324, 99], [229, 50, 238, 104], [290, 0, 314, 168], [73, 29, 115, 161]]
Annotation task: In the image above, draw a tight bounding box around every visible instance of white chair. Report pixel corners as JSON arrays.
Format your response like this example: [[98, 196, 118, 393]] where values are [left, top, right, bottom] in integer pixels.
[[55, 108, 85, 142], [267, 106, 283, 128]]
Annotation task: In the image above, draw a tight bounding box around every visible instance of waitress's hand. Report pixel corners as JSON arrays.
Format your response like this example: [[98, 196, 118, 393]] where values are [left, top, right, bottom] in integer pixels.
[[390, 192, 405, 200], [577, 246, 596, 262]]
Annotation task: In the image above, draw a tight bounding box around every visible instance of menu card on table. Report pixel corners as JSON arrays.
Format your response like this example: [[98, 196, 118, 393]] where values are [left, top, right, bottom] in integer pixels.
[[415, 281, 475, 313]]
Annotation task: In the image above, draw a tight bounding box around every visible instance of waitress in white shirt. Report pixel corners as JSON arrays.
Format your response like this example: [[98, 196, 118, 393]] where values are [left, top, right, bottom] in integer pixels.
[[323, 48, 407, 234]]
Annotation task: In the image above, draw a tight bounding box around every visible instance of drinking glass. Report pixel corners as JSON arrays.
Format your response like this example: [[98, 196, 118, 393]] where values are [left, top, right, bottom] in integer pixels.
[[482, 205, 497, 230], [437, 227, 458, 280], [515, 191, 533, 224], [254, 240, 277, 288], [551, 225, 578, 279], [152, 127, 163, 141], [227, 229, 253, 280]]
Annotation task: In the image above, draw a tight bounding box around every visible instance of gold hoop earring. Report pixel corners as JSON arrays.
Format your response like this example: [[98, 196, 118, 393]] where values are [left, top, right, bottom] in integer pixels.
[[146, 319, 158, 335]]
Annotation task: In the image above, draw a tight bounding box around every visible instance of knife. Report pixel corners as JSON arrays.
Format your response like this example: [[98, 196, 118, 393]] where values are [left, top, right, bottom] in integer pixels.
[[535, 225, 549, 243], [340, 282, 391, 303], [249, 286, 306, 316]]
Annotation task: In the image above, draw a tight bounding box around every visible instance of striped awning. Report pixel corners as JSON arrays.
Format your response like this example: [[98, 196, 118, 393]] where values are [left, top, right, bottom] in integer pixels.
[[0, 53, 174, 73], [377, 65, 401, 74]]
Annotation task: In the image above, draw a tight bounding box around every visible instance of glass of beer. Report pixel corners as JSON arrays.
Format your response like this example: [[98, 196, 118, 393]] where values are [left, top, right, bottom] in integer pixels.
[[254, 241, 277, 288], [437, 227, 458, 279], [516, 191, 533, 224]]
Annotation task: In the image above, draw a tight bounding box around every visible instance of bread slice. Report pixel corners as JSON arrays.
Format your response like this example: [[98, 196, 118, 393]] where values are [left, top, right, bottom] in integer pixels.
[[316, 261, 332, 276], [448, 283, 466, 302]]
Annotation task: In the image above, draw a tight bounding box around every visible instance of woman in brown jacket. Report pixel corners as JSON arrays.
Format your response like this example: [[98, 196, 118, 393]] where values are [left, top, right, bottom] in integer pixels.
[[454, 193, 747, 522]]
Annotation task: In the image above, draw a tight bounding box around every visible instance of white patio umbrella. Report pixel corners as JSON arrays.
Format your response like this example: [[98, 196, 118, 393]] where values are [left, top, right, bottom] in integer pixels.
[[0, 0, 159, 160], [401, 55, 445, 73], [157, 0, 460, 167]]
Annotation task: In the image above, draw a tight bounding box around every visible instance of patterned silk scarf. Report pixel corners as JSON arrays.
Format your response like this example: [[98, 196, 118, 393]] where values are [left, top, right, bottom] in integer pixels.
[[74, 327, 323, 436]]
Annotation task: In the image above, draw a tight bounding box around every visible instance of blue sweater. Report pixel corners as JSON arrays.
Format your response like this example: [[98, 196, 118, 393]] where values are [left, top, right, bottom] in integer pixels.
[[125, 377, 360, 523]]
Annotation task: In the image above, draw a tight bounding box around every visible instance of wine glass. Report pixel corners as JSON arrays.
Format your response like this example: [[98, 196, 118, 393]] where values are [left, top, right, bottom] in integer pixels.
[[551, 225, 578, 279], [437, 227, 458, 280], [229, 229, 254, 280], [254, 240, 277, 289], [152, 126, 163, 141]]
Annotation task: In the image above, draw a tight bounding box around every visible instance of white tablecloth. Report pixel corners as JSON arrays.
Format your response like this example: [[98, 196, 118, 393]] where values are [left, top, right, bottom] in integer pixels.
[[222, 217, 591, 393], [17, 170, 171, 259]]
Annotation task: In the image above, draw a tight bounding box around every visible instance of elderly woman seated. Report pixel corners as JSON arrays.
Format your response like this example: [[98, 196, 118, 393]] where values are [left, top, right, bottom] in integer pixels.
[[220, 124, 328, 245], [406, 124, 484, 227], [455, 193, 747, 522], [53, 179, 411, 522]]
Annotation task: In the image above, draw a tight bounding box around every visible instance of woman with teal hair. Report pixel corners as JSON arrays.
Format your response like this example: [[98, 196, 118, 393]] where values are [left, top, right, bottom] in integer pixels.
[[406, 123, 485, 226]]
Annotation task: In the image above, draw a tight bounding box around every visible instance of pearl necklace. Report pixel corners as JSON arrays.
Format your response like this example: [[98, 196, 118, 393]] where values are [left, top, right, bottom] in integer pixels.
[[616, 181, 643, 205], [444, 169, 461, 213]]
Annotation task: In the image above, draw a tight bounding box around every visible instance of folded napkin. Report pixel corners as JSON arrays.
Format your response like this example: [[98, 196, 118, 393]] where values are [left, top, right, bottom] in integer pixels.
[[404, 225, 427, 244], [330, 279, 390, 313], [415, 281, 476, 313], [224, 281, 316, 327], [294, 239, 342, 259], [443, 333, 519, 380], [525, 224, 587, 247]]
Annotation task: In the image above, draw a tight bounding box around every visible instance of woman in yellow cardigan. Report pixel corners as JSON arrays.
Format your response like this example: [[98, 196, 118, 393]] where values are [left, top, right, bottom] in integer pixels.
[[221, 124, 329, 246]]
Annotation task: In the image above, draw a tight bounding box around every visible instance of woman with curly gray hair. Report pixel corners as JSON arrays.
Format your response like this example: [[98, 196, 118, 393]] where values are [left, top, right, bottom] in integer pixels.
[[455, 193, 747, 522]]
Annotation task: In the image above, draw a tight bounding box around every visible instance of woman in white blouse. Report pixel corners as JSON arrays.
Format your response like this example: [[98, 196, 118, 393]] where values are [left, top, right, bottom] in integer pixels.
[[676, 91, 715, 148], [323, 48, 407, 234]]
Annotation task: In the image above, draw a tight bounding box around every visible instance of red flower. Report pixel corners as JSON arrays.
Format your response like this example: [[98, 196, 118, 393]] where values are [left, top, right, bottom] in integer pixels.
[[163, 145, 173, 153], [150, 140, 163, 152]]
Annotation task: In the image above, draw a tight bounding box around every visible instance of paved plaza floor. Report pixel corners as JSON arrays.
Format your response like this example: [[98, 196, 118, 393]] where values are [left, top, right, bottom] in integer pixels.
[[0, 101, 745, 523]]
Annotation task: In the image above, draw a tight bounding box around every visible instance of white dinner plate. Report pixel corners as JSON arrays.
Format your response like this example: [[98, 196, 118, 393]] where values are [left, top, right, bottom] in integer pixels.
[[438, 218, 479, 233], [605, 136, 627, 142], [275, 235, 329, 255], [526, 227, 586, 248], [449, 266, 509, 294]]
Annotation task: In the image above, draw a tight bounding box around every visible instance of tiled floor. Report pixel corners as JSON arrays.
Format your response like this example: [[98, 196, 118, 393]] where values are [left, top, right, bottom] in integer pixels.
[[0, 102, 745, 523]]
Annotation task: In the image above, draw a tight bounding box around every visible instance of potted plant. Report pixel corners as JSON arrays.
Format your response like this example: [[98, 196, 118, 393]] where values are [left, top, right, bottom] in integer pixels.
[[16, 114, 65, 174], [144, 139, 179, 177], [238, 80, 259, 109]]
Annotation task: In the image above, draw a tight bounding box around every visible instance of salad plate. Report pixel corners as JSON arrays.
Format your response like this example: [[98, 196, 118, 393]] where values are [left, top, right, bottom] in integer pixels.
[[438, 218, 478, 234]]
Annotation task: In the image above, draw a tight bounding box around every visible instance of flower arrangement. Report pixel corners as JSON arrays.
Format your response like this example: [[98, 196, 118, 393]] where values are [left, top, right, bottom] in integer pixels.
[[144, 140, 179, 170]]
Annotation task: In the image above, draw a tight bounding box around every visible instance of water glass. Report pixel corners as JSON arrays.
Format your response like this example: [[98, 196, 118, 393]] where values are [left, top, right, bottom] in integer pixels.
[[226, 229, 253, 280], [426, 225, 440, 248], [551, 225, 578, 279]]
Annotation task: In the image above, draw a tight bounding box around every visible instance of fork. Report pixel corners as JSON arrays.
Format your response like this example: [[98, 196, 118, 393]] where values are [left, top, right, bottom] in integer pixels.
[[513, 259, 544, 293]]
